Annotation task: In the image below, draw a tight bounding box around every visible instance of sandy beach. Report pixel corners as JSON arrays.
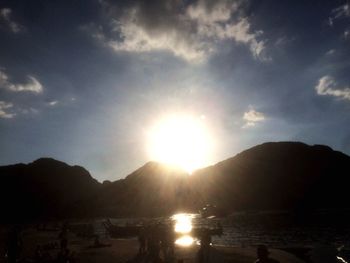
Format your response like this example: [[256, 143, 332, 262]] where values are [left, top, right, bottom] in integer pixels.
[[0, 227, 306, 263]]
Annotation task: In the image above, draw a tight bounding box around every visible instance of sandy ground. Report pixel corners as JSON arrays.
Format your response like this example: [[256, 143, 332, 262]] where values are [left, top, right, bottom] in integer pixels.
[[0, 228, 305, 263]]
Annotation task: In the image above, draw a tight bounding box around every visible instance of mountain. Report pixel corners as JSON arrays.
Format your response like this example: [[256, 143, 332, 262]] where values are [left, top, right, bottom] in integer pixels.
[[0, 158, 101, 222], [94, 162, 194, 217], [94, 142, 350, 216], [191, 142, 350, 212], [1, 142, 350, 221]]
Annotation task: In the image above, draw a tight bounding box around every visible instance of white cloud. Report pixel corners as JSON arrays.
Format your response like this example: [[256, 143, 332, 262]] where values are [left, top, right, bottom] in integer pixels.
[[315, 75, 350, 100], [97, 0, 267, 63], [0, 70, 43, 93], [332, 3, 350, 19], [325, 49, 336, 56], [0, 70, 9, 86], [243, 109, 265, 122], [79, 23, 106, 42], [109, 17, 208, 62], [7, 76, 43, 93], [0, 101, 15, 119], [242, 108, 265, 128], [328, 17, 334, 26], [20, 107, 38, 115], [242, 121, 256, 128], [0, 8, 23, 33], [186, 0, 237, 24], [329, 3, 350, 26], [47, 100, 58, 106]]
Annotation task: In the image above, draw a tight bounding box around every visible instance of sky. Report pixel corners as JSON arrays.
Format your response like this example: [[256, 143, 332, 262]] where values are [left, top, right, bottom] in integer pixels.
[[1, 0, 350, 181]]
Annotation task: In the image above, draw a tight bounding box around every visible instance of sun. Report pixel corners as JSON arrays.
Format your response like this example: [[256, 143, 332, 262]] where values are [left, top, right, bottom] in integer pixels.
[[146, 114, 213, 174]]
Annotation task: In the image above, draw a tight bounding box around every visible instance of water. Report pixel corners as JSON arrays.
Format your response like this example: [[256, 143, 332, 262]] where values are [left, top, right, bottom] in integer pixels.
[[100, 211, 350, 260], [105, 211, 350, 247], [171, 213, 196, 246], [213, 211, 350, 248]]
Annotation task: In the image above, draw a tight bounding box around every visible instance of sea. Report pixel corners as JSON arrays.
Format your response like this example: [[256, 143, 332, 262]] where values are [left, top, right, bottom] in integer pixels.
[[94, 210, 350, 261]]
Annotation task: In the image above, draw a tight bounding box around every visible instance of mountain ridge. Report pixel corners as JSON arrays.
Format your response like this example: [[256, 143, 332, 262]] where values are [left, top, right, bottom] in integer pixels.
[[1, 141, 349, 221]]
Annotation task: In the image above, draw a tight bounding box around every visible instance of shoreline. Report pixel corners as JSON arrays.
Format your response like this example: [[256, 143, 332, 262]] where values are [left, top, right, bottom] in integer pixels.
[[1, 227, 307, 263]]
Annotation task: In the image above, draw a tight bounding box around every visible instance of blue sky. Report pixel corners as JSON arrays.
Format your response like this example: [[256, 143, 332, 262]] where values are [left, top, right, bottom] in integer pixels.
[[1, 0, 350, 181]]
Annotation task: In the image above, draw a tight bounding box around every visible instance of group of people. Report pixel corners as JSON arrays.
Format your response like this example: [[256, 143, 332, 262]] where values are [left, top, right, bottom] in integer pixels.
[[132, 223, 281, 263], [135, 224, 176, 263], [4, 225, 77, 263], [130, 223, 215, 263], [54, 225, 77, 263], [4, 224, 284, 263]]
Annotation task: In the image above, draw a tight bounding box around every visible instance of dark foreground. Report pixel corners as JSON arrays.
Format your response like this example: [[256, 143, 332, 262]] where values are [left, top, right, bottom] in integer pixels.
[[0, 226, 305, 263]]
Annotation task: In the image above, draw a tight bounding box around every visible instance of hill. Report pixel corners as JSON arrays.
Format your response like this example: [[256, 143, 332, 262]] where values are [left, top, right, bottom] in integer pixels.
[[191, 142, 350, 212], [1, 142, 350, 220], [94, 142, 350, 216], [0, 158, 101, 222], [94, 161, 194, 216]]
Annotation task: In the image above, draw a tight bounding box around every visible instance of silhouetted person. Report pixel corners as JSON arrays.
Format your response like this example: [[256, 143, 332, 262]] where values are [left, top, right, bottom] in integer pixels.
[[255, 245, 279, 263], [69, 252, 77, 263], [146, 227, 161, 263], [197, 230, 211, 263], [138, 227, 146, 254], [94, 235, 101, 247], [56, 248, 70, 263], [162, 227, 175, 262], [58, 226, 68, 250], [6, 226, 22, 263], [216, 221, 223, 236], [34, 245, 43, 263]]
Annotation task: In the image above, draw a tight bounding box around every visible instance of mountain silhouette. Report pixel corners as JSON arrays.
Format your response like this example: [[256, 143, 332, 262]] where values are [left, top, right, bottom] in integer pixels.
[[0, 158, 101, 222], [94, 161, 193, 216], [191, 142, 350, 212], [1, 142, 350, 221]]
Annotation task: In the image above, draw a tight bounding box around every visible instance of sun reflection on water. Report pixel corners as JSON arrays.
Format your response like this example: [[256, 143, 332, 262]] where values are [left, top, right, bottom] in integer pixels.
[[171, 213, 196, 247], [175, 235, 194, 246], [173, 213, 193, 233]]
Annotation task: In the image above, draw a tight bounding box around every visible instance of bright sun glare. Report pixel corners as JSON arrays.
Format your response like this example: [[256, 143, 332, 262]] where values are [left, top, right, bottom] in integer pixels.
[[147, 114, 213, 174], [172, 213, 195, 247], [173, 213, 193, 233]]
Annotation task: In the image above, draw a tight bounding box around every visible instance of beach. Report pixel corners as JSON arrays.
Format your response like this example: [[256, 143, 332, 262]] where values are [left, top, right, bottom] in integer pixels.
[[0, 227, 305, 263]]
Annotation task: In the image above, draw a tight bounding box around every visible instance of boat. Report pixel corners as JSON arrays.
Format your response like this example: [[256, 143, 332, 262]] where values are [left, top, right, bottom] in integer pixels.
[[103, 219, 142, 238], [199, 204, 227, 218]]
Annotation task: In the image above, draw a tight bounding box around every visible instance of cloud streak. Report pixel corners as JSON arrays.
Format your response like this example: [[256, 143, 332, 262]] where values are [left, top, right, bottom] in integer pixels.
[[0, 101, 15, 119], [0, 70, 43, 93], [0, 8, 23, 33], [315, 75, 350, 100], [331, 3, 350, 20], [96, 0, 267, 63], [329, 3, 350, 27], [47, 100, 58, 106]]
